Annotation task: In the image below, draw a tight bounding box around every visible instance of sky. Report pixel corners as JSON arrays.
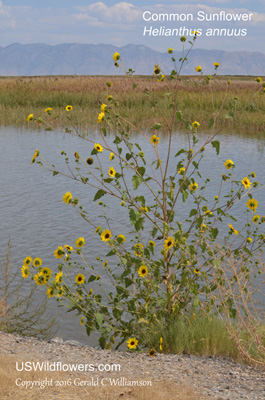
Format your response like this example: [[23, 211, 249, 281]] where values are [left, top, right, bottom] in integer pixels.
[[1, 1, 264, 52]]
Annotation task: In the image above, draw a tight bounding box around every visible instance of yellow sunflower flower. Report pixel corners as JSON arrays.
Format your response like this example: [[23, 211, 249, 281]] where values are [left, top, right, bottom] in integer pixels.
[[75, 237, 85, 248], [31, 149, 39, 164], [117, 234, 126, 243], [108, 166, 116, 178], [213, 62, 220, 67], [153, 64, 161, 75], [98, 112, 105, 123], [88, 288, 93, 297], [101, 229, 112, 242], [33, 258, 42, 267], [151, 135, 160, 145], [66, 105, 73, 111], [34, 272, 47, 285], [57, 288, 64, 297], [168, 48, 173, 54], [194, 268, 200, 274], [246, 237, 253, 243], [101, 103, 107, 112], [178, 167, 185, 175], [224, 159, 234, 169], [241, 177, 251, 189], [189, 182, 198, 192], [21, 265, 30, 279], [228, 224, 239, 235], [63, 191, 72, 204], [64, 245, 74, 252], [94, 143, 103, 152], [75, 273, 85, 285], [26, 113, 34, 121], [54, 246, 65, 259], [41, 267, 52, 278], [46, 287, 55, 298], [160, 337, 163, 351], [192, 121, 200, 128], [127, 337, 138, 349], [134, 243, 144, 257], [252, 215, 260, 223], [24, 256, 32, 266], [255, 77, 262, 83], [55, 272, 63, 283], [148, 349, 157, 357], [148, 240, 155, 248], [251, 171, 256, 178], [109, 152, 115, 161], [195, 66, 202, 72], [138, 265, 148, 278], [45, 107, 53, 112], [164, 237, 175, 251], [113, 52, 120, 61], [246, 198, 258, 212], [80, 316, 84, 326]]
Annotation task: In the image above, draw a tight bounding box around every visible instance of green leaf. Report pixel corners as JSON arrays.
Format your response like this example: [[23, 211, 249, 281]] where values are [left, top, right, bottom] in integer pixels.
[[210, 228, 219, 240], [151, 123, 162, 130], [182, 190, 188, 203], [176, 111, 182, 121], [137, 167, 145, 176], [208, 118, 214, 129], [53, 171, 59, 176], [175, 149, 186, 157], [189, 209, 197, 217], [94, 189, 107, 201], [132, 175, 143, 190], [135, 217, 144, 231], [126, 153, 132, 161], [95, 313, 104, 327], [101, 127, 107, 137], [211, 140, 220, 155]]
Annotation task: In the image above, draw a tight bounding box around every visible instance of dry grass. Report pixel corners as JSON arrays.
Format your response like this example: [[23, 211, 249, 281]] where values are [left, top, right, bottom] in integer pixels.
[[0, 354, 207, 400], [0, 75, 264, 134]]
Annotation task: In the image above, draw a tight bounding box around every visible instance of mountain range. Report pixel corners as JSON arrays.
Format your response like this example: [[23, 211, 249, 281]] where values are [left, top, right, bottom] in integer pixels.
[[0, 43, 264, 76]]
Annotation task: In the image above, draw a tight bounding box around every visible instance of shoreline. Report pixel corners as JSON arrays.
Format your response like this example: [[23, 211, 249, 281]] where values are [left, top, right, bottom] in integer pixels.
[[1, 330, 264, 400]]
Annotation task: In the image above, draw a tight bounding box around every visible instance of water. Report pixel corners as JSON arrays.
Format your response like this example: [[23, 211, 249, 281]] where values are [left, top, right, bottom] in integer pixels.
[[1, 126, 264, 345]]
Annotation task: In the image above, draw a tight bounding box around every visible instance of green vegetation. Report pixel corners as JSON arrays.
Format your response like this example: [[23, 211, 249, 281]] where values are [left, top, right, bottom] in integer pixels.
[[0, 75, 264, 135]]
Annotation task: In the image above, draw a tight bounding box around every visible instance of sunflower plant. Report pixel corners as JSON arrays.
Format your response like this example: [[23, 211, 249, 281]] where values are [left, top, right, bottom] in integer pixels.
[[24, 35, 265, 351]]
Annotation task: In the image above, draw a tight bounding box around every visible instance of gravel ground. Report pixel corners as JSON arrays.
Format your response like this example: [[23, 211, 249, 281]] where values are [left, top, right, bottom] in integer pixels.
[[1, 331, 264, 400]]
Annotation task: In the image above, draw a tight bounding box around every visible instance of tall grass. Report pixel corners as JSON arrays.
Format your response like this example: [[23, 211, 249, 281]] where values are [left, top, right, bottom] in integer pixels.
[[139, 313, 265, 364], [0, 75, 264, 135]]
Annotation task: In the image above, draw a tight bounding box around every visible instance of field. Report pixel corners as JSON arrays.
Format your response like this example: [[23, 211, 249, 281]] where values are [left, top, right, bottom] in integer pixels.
[[0, 75, 264, 135]]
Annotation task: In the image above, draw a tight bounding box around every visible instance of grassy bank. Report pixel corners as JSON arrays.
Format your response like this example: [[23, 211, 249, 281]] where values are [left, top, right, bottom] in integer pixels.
[[0, 75, 264, 135]]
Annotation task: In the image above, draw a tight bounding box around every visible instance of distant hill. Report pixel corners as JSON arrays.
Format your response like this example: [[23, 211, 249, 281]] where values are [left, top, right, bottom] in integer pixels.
[[0, 43, 264, 76]]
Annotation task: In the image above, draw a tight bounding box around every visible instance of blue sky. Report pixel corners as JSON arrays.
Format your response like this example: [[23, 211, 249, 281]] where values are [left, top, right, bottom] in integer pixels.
[[1, 1, 264, 52]]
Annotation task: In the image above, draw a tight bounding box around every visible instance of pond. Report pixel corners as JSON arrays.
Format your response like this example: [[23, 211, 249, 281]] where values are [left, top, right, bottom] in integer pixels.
[[1, 126, 264, 346]]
